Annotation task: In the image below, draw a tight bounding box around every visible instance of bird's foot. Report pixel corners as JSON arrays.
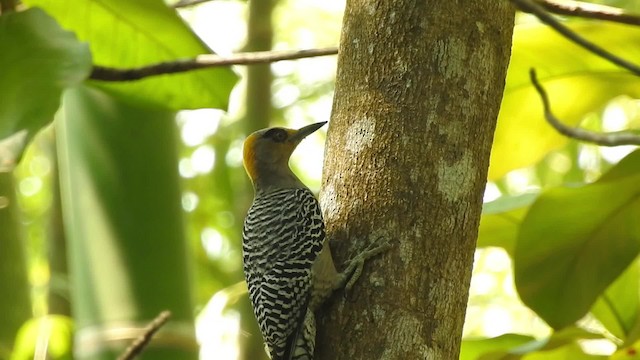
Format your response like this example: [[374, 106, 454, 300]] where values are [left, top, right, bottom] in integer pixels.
[[335, 237, 391, 293]]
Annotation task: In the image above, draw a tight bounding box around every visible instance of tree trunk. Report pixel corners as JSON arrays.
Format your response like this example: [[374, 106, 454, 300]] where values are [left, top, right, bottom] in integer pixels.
[[316, 1, 514, 359]]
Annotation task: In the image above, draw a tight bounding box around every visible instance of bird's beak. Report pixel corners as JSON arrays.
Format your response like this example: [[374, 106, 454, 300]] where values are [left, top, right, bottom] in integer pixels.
[[290, 121, 327, 143]]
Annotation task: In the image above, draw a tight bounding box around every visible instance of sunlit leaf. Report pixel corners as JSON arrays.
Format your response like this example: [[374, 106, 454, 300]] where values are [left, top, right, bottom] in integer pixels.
[[508, 327, 602, 359], [611, 340, 640, 360], [23, 0, 238, 110], [522, 343, 605, 360], [462, 328, 603, 360], [515, 151, 640, 329], [57, 86, 197, 357], [0, 8, 91, 169], [11, 315, 73, 360], [591, 258, 640, 343], [489, 22, 640, 179], [598, 149, 640, 182], [478, 193, 538, 254], [460, 334, 534, 360]]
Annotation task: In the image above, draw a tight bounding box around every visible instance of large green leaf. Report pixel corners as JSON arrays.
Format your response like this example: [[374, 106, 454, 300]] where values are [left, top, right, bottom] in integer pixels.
[[598, 149, 640, 183], [57, 86, 198, 358], [489, 21, 640, 180], [0, 8, 91, 169], [461, 334, 534, 360], [478, 193, 538, 254], [612, 338, 640, 360], [522, 343, 605, 360], [24, 0, 238, 110], [515, 150, 640, 329], [461, 328, 603, 360], [591, 257, 640, 343]]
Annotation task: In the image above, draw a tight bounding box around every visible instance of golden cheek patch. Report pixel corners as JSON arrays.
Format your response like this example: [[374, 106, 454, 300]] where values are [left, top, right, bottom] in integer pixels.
[[243, 133, 260, 180]]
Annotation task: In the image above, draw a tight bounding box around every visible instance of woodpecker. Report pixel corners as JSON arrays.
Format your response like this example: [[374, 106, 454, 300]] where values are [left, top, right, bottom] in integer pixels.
[[242, 122, 389, 360]]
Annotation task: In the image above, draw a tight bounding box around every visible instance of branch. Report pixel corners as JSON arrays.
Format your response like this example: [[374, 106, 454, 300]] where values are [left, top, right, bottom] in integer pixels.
[[532, 0, 640, 26], [510, 0, 640, 76], [117, 311, 172, 360], [172, 0, 218, 8], [529, 68, 640, 146], [90, 47, 338, 82]]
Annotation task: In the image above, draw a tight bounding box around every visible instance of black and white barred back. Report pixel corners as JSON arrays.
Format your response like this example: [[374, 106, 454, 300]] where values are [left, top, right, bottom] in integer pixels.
[[242, 187, 325, 360]]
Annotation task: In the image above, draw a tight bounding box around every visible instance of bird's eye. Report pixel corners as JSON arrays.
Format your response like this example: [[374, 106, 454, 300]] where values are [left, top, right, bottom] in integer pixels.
[[264, 128, 288, 143]]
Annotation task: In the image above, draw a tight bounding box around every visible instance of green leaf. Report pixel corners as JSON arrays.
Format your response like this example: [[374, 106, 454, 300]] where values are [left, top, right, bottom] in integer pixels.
[[489, 21, 640, 180], [461, 334, 534, 360], [522, 327, 602, 353], [598, 149, 640, 183], [11, 315, 73, 360], [591, 258, 639, 343], [56, 86, 197, 359], [522, 343, 605, 360], [24, 0, 238, 110], [478, 193, 538, 254], [515, 153, 640, 329], [506, 327, 601, 359], [462, 328, 603, 360], [612, 340, 640, 360], [0, 8, 91, 169]]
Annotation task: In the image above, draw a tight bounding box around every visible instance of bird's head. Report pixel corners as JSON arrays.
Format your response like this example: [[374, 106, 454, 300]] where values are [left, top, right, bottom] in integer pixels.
[[243, 121, 327, 190]]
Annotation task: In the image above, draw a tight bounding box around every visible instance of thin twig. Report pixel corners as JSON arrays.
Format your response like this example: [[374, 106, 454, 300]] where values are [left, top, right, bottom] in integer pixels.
[[117, 311, 172, 360], [532, 0, 640, 26], [90, 47, 338, 81], [172, 0, 220, 8], [510, 0, 640, 76], [529, 68, 640, 146]]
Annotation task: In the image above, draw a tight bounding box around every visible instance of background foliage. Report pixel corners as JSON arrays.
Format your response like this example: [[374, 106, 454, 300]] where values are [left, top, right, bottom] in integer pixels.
[[2, 0, 640, 359]]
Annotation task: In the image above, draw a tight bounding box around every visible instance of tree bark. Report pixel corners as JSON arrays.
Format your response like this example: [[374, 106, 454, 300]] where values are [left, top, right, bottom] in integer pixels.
[[316, 1, 514, 359]]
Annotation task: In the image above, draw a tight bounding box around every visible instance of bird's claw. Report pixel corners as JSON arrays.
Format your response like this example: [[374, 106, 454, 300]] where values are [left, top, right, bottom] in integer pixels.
[[338, 237, 392, 297]]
